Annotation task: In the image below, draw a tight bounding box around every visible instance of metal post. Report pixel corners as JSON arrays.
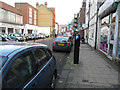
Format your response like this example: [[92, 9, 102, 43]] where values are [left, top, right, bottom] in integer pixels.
[[88, 1, 90, 44], [94, 2, 99, 50]]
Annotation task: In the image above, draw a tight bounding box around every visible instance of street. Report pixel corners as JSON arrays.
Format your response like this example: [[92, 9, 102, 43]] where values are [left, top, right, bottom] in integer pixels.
[[35, 38, 71, 79]]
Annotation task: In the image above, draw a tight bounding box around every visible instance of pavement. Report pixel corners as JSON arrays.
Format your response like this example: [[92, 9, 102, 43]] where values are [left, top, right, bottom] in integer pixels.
[[56, 43, 120, 89]]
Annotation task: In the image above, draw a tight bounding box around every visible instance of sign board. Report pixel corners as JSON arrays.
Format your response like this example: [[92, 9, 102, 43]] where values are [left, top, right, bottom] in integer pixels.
[[98, 0, 118, 19]]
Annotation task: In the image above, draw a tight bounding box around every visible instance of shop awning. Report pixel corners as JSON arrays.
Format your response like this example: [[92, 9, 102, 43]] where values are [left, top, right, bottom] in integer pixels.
[[98, 0, 118, 19]]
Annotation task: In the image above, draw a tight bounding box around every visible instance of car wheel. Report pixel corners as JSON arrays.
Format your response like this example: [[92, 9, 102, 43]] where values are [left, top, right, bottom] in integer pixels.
[[50, 73, 56, 88], [15, 39, 18, 41]]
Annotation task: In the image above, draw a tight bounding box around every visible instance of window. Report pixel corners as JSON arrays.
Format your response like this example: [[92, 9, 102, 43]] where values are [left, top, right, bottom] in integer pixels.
[[90, 24, 94, 39], [3, 52, 33, 88], [45, 49, 52, 60], [2, 27, 5, 33], [32, 48, 47, 72], [117, 12, 120, 59], [34, 10, 37, 25], [100, 26, 109, 53], [29, 8, 32, 24]]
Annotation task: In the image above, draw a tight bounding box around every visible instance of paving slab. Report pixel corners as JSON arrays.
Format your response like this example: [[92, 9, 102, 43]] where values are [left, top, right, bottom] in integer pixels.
[[56, 44, 119, 89]]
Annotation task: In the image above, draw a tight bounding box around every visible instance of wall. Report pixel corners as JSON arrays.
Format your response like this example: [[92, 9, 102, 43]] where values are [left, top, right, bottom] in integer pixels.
[[36, 5, 53, 27], [88, 1, 97, 47], [15, 3, 38, 26]]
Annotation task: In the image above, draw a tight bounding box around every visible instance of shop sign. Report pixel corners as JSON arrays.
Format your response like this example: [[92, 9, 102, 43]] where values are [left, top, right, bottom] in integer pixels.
[[2, 23, 22, 28], [98, 0, 118, 19]]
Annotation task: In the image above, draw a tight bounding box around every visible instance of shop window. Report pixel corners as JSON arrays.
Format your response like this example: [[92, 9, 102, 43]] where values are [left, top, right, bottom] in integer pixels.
[[118, 40, 120, 58], [117, 20, 120, 59], [0, 27, 5, 33], [15, 29, 20, 34], [110, 25, 115, 40], [100, 26, 109, 53], [109, 44, 113, 57], [8, 28, 13, 34]]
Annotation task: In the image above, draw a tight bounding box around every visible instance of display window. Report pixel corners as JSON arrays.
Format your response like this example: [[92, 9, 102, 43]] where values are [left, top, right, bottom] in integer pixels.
[[100, 26, 109, 53], [117, 18, 120, 59]]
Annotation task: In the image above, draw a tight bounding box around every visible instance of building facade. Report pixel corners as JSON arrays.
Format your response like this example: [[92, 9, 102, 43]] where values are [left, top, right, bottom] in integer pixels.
[[77, 0, 86, 38], [15, 3, 38, 34], [98, 0, 120, 60], [88, 0, 98, 47], [0, 1, 23, 34], [36, 2, 55, 36], [86, 0, 120, 61]]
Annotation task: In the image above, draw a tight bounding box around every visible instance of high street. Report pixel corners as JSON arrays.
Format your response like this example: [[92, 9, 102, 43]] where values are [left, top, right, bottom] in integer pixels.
[[28, 37, 71, 81]]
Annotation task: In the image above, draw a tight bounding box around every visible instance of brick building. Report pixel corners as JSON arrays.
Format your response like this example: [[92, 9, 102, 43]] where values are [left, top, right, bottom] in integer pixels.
[[77, 1, 86, 38], [15, 3, 38, 34], [36, 2, 55, 36]]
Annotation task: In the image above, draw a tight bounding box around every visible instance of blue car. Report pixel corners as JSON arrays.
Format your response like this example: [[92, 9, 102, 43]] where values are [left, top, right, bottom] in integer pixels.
[[0, 42, 57, 89]]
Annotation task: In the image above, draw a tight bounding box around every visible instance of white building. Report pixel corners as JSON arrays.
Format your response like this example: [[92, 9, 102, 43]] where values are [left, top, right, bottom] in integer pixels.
[[0, 1, 23, 34], [98, 0, 120, 60], [88, 0, 98, 47]]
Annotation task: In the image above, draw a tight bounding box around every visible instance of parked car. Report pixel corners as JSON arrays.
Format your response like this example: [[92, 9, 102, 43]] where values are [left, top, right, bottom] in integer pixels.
[[36, 34, 41, 39], [26, 34, 34, 40], [18, 33, 23, 37], [52, 36, 72, 52], [1, 33, 8, 38], [0, 42, 57, 89], [32, 34, 39, 39], [0, 35, 9, 41], [44, 34, 49, 38], [8, 33, 24, 41], [63, 33, 73, 46], [39, 33, 46, 39]]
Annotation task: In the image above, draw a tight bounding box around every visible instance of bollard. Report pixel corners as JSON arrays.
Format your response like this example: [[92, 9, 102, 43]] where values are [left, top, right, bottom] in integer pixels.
[[74, 32, 80, 64]]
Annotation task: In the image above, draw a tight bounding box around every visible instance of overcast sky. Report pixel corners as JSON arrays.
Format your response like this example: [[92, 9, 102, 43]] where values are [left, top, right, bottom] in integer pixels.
[[1, 0, 83, 25]]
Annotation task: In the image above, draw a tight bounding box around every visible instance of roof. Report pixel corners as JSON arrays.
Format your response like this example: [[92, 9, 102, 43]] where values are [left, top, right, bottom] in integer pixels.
[[48, 8, 55, 14], [0, 42, 47, 57], [15, 3, 38, 11]]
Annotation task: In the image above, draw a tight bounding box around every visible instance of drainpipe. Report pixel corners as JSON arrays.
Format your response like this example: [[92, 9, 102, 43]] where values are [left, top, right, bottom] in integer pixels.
[[88, 1, 90, 44], [94, 2, 99, 50]]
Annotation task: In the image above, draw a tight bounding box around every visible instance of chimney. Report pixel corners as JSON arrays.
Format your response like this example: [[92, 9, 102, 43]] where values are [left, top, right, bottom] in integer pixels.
[[36, 2, 39, 6], [45, 2, 47, 7]]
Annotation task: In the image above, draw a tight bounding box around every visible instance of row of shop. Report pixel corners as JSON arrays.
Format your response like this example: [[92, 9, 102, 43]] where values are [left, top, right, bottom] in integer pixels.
[[0, 23, 53, 36], [98, 1, 120, 60]]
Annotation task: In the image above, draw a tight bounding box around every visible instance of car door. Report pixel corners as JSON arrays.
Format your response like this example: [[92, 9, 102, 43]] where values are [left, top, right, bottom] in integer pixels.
[[27, 48, 50, 88], [44, 48, 56, 86], [2, 51, 34, 89]]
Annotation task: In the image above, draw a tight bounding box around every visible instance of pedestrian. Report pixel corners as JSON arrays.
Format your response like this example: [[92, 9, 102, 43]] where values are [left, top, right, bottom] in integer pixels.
[[23, 34, 26, 42], [74, 32, 80, 64], [82, 36, 85, 43]]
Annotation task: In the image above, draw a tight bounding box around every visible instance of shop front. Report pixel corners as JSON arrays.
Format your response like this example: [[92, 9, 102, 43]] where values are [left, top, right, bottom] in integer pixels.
[[23, 24, 38, 35], [98, 0, 120, 60], [0, 23, 22, 34]]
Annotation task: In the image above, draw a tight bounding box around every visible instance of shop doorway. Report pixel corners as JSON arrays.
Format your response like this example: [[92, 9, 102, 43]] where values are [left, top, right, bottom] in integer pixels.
[[28, 30, 32, 34]]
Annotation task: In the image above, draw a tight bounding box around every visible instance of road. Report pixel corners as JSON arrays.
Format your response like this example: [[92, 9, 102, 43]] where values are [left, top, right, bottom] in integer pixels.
[[37, 38, 70, 77]]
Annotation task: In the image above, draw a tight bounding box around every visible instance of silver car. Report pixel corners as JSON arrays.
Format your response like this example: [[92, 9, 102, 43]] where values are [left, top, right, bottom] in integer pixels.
[[52, 36, 72, 52]]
